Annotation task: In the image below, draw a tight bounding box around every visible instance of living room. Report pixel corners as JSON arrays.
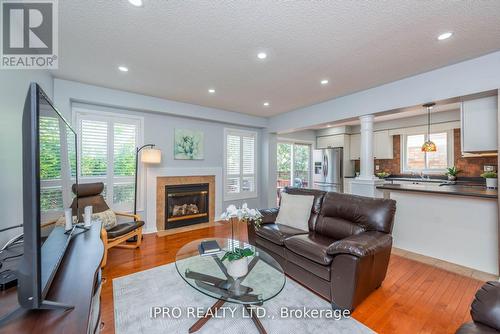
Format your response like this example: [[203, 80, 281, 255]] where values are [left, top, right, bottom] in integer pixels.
[[1, 1, 500, 334]]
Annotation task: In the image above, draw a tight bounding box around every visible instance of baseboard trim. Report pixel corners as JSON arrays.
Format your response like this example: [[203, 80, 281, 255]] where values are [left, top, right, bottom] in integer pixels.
[[392, 247, 499, 282]]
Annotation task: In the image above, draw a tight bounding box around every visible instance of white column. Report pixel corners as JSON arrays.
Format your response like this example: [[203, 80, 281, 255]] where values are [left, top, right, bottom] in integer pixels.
[[358, 115, 376, 180], [351, 114, 383, 197]]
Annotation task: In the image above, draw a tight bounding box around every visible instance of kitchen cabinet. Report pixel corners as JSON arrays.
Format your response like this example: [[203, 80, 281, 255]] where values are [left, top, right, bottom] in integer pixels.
[[461, 96, 498, 153], [349, 131, 393, 160], [316, 134, 345, 149], [374, 130, 393, 159], [349, 134, 360, 160]]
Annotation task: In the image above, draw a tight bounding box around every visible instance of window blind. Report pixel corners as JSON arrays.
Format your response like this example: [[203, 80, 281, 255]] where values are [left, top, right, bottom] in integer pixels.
[[224, 129, 257, 200]]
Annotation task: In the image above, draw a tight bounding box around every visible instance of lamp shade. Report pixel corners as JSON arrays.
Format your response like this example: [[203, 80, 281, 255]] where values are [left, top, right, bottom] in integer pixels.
[[141, 148, 161, 164]]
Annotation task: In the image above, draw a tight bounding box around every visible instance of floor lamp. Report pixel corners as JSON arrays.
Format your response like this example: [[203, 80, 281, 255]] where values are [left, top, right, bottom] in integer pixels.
[[128, 144, 161, 241]]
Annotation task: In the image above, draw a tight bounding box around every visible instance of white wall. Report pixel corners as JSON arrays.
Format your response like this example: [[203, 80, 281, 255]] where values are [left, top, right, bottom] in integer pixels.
[[269, 51, 500, 133], [0, 71, 53, 247], [52, 80, 269, 228]]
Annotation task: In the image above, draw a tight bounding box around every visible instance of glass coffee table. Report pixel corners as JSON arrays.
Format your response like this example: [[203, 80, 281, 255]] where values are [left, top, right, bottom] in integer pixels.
[[175, 238, 286, 334]]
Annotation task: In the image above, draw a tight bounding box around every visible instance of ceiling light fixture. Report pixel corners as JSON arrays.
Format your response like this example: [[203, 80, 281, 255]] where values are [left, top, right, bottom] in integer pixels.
[[321, 79, 329, 85], [437, 32, 453, 41], [128, 0, 143, 7], [118, 66, 129, 72], [257, 52, 267, 60], [263, 102, 270, 107], [208, 89, 215, 94], [421, 102, 437, 152]]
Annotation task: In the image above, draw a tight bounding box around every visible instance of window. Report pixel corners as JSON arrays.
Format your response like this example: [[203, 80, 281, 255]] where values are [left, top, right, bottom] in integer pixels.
[[224, 129, 258, 200], [39, 116, 76, 216], [402, 131, 453, 173], [277, 142, 311, 189], [76, 110, 143, 211]]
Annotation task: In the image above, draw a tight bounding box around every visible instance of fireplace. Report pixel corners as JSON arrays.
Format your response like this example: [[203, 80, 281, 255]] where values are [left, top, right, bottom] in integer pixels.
[[165, 183, 209, 229]]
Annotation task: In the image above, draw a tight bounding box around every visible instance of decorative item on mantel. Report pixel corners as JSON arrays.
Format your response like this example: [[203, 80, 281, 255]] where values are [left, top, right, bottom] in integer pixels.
[[445, 166, 460, 181], [421, 102, 437, 152], [220, 203, 262, 279], [481, 171, 498, 189]]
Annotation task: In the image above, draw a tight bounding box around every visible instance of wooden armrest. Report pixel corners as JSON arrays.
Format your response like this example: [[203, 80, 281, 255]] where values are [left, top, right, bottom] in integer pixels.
[[114, 211, 141, 221]]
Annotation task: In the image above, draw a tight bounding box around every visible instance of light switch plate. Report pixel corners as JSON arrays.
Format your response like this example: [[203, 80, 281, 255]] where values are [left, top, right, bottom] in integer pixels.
[[484, 165, 495, 172]]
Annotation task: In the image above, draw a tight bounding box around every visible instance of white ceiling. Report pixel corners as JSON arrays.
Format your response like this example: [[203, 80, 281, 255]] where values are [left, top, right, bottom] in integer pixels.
[[53, 1, 500, 117]]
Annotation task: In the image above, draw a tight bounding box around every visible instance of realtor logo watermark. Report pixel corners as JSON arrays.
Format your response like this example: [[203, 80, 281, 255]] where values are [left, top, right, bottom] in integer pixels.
[[1, 0, 58, 69]]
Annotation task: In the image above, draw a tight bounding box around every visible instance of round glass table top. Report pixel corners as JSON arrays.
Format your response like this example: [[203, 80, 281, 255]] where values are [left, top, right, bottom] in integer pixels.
[[175, 238, 286, 305]]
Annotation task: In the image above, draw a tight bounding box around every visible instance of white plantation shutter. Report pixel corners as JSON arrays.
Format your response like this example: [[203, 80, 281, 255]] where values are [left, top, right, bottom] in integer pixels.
[[224, 129, 257, 200], [81, 119, 108, 176], [76, 110, 142, 211], [39, 116, 64, 212]]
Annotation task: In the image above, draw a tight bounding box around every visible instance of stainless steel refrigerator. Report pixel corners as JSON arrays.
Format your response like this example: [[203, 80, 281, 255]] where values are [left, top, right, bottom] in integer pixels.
[[313, 147, 343, 192]]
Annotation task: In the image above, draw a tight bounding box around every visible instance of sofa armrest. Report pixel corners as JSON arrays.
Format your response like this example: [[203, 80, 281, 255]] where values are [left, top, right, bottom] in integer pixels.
[[471, 281, 500, 331], [258, 208, 279, 224], [327, 231, 392, 257]]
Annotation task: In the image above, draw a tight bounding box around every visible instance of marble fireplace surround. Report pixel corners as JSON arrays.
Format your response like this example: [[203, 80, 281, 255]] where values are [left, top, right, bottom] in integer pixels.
[[145, 167, 223, 234]]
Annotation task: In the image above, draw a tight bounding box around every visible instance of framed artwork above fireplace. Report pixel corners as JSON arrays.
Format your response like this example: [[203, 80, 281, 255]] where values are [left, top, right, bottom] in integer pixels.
[[174, 129, 204, 160]]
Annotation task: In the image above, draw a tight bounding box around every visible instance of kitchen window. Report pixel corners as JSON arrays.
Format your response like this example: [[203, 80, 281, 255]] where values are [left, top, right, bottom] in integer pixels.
[[75, 109, 143, 211], [224, 128, 258, 200], [401, 130, 453, 174]]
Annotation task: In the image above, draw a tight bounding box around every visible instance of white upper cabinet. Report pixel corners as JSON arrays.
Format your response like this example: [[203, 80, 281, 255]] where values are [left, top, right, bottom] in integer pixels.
[[316, 134, 345, 149], [349, 134, 360, 160], [373, 130, 393, 159], [348, 131, 393, 160], [461, 96, 498, 153]]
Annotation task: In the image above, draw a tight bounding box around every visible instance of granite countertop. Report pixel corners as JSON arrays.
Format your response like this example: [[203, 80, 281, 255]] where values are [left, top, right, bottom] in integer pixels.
[[377, 182, 498, 199]]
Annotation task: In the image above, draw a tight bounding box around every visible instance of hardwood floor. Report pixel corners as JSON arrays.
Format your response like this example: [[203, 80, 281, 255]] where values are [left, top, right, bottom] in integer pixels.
[[101, 224, 484, 334]]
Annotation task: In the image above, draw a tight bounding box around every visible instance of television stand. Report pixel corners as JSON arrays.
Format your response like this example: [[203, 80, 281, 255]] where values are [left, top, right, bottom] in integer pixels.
[[0, 222, 103, 333]]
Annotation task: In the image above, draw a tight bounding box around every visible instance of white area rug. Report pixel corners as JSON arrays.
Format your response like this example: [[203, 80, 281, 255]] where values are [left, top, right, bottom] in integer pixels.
[[113, 263, 374, 334]]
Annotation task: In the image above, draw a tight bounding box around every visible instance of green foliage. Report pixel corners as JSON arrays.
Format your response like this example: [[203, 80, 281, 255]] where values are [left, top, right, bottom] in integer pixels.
[[277, 143, 291, 177], [221, 247, 254, 262], [481, 171, 497, 178], [445, 166, 460, 177], [376, 172, 391, 179]]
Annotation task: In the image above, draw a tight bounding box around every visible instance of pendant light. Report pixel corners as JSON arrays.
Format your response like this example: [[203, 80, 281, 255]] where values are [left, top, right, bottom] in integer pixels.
[[421, 102, 437, 152]]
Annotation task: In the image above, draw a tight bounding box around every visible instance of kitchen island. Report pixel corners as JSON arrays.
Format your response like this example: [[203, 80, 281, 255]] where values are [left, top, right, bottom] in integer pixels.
[[377, 182, 499, 276]]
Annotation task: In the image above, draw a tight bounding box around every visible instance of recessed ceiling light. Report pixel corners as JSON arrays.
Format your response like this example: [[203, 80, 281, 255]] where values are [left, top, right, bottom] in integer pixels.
[[263, 102, 270, 107], [128, 0, 143, 7], [118, 66, 129, 72], [320, 79, 329, 85], [208, 89, 215, 94], [257, 52, 267, 60], [437, 32, 453, 41]]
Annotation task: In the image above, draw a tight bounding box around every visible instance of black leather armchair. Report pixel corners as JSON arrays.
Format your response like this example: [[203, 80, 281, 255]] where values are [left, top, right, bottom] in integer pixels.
[[456, 281, 500, 334]]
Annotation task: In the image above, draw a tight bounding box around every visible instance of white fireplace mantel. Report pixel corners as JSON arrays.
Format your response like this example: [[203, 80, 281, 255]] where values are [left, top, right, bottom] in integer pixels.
[[144, 167, 223, 233]]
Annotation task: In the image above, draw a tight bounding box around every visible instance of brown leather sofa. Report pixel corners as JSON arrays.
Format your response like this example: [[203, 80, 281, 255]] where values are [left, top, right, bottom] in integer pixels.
[[456, 281, 500, 334], [247, 187, 396, 311]]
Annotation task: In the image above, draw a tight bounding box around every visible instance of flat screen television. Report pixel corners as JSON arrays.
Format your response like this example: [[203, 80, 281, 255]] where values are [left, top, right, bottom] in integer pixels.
[[16, 83, 78, 311]]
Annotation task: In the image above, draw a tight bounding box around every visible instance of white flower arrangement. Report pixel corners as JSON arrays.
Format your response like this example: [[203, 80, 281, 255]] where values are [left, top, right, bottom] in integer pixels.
[[220, 203, 263, 227]]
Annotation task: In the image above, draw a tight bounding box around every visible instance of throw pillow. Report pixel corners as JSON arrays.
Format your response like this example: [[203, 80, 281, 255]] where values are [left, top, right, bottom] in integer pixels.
[[92, 209, 117, 230], [54, 209, 117, 231], [275, 193, 314, 231]]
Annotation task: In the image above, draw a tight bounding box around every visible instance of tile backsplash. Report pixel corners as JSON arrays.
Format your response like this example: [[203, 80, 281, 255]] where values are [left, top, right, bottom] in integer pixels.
[[354, 129, 497, 177]]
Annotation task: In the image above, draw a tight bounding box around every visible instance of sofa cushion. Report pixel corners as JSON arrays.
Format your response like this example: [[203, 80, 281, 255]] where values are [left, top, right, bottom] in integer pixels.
[[276, 193, 314, 231], [256, 223, 308, 246], [316, 192, 396, 239], [284, 233, 336, 266], [107, 221, 145, 239], [285, 248, 331, 281]]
